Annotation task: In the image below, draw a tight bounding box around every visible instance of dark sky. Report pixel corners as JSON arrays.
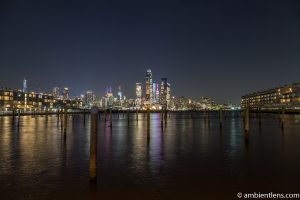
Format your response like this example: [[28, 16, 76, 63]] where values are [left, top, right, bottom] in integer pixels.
[[0, 0, 300, 103]]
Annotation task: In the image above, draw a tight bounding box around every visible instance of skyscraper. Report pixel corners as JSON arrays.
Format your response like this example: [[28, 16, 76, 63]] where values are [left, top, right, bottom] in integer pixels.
[[160, 78, 171, 109], [156, 83, 160, 102], [84, 91, 95, 108], [22, 78, 27, 93], [145, 69, 153, 103], [152, 81, 157, 103], [136, 83, 142, 108], [117, 86, 122, 100], [53, 87, 60, 98], [63, 87, 69, 100]]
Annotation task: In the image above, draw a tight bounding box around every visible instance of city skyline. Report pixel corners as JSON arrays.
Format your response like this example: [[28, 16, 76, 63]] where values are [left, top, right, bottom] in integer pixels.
[[0, 69, 195, 103], [1, 1, 300, 104]]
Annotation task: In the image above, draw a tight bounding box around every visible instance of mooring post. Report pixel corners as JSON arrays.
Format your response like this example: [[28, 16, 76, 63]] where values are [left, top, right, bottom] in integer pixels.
[[207, 110, 210, 125], [89, 107, 98, 182], [17, 109, 20, 127], [136, 109, 138, 121], [160, 109, 163, 128], [281, 107, 285, 130], [127, 110, 130, 126], [63, 108, 67, 140], [258, 107, 262, 127], [83, 109, 86, 126], [164, 109, 167, 124], [244, 107, 250, 133], [57, 109, 59, 125], [104, 109, 107, 122], [60, 109, 64, 130], [147, 108, 150, 131], [110, 109, 112, 127], [219, 108, 223, 129]]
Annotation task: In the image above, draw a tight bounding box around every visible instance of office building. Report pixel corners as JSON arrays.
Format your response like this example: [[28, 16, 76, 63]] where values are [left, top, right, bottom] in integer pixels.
[[145, 69, 153, 103]]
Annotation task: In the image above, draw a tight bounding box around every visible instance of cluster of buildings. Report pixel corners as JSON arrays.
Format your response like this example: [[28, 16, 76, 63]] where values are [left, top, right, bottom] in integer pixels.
[[0, 69, 220, 112], [136, 69, 171, 109], [80, 69, 172, 110], [241, 83, 300, 109]]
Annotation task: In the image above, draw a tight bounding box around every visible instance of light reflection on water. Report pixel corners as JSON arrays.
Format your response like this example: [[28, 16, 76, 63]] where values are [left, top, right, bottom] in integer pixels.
[[0, 112, 300, 199]]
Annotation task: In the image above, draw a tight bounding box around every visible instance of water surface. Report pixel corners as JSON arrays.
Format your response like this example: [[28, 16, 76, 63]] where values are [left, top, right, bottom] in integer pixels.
[[0, 112, 300, 199]]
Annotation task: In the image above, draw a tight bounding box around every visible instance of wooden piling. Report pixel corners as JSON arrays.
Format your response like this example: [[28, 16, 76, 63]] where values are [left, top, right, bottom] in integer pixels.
[[281, 108, 285, 130], [127, 110, 130, 126], [207, 110, 210, 125], [83, 109, 86, 126], [147, 108, 150, 131], [258, 107, 261, 127], [110, 109, 112, 127], [219, 108, 222, 129], [63, 108, 67, 140], [60, 110, 64, 130], [164, 109, 167, 124], [244, 107, 250, 133], [160, 109, 163, 128], [89, 107, 98, 182], [17, 109, 20, 127]]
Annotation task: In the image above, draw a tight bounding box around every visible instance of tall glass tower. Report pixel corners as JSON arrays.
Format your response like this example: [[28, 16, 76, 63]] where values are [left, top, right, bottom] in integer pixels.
[[136, 83, 142, 108], [145, 69, 153, 103], [23, 78, 27, 93], [160, 78, 171, 109]]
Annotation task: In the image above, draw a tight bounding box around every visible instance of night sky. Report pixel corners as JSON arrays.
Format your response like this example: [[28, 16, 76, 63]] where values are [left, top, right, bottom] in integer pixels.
[[0, 0, 300, 103]]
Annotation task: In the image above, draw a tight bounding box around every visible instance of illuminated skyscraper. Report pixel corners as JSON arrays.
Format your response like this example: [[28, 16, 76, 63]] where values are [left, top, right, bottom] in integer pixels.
[[118, 86, 122, 100], [53, 87, 60, 98], [156, 83, 160, 102], [106, 86, 113, 107], [63, 87, 69, 100], [152, 81, 158, 103], [145, 69, 153, 103], [106, 86, 113, 97], [160, 78, 171, 109], [23, 78, 27, 93], [84, 91, 95, 108], [136, 83, 142, 107]]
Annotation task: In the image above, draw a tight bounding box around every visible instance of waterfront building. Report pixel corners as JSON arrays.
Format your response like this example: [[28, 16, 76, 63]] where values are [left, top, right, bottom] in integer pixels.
[[241, 83, 300, 109], [0, 88, 82, 111], [0, 89, 13, 109]]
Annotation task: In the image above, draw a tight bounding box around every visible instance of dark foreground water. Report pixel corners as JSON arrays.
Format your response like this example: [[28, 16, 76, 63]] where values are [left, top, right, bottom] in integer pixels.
[[0, 112, 300, 200]]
